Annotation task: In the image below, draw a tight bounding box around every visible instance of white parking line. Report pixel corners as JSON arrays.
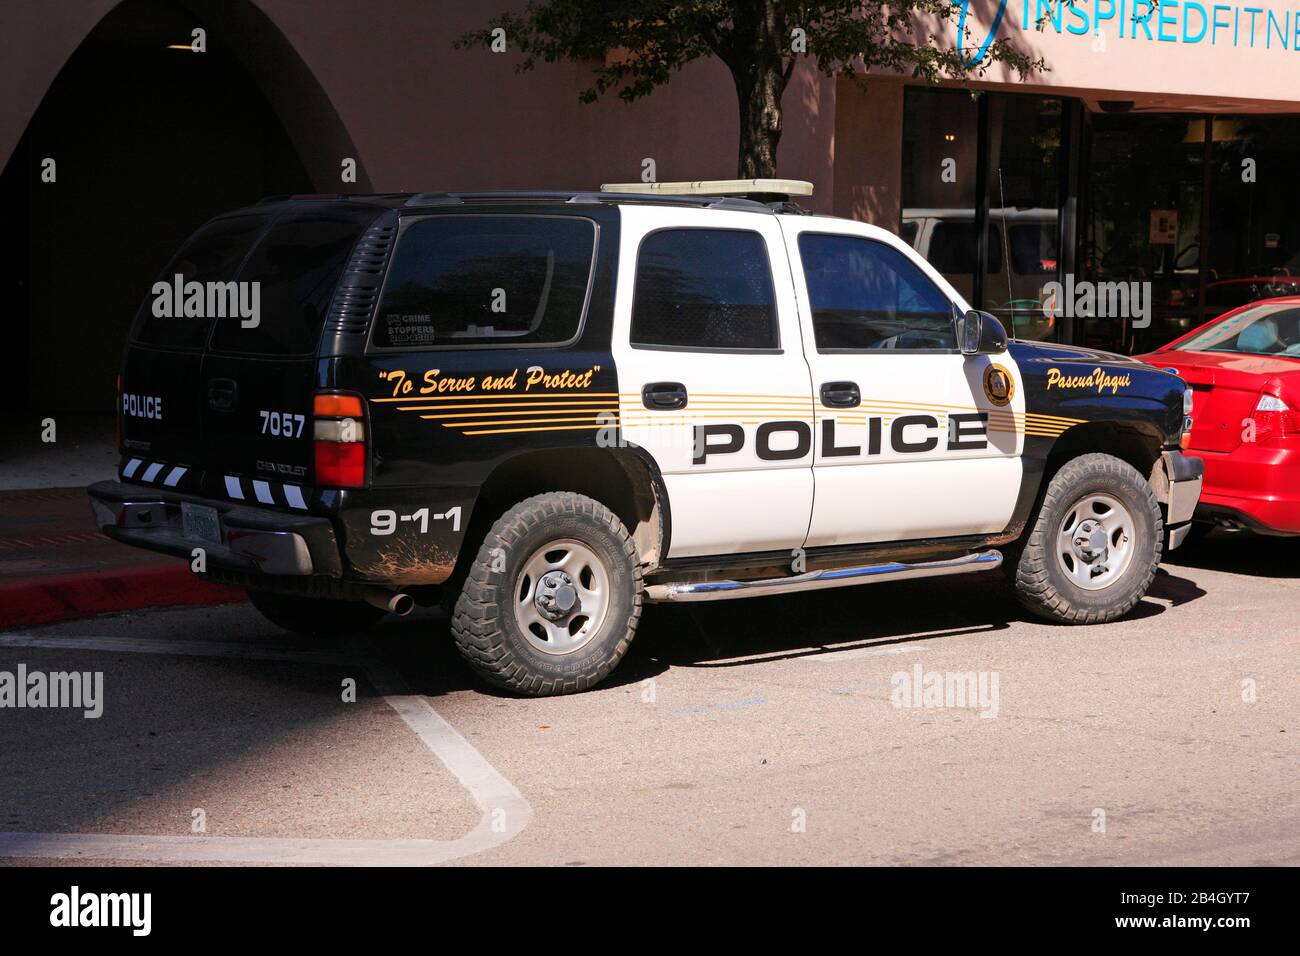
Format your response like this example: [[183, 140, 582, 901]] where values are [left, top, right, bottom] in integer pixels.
[[0, 634, 532, 866], [0, 633, 351, 665]]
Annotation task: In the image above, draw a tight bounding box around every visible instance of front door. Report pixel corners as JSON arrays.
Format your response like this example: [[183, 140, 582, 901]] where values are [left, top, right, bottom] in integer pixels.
[[780, 220, 1026, 548]]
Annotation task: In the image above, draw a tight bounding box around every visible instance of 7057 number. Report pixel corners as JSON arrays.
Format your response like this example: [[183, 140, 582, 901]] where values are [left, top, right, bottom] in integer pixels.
[[260, 410, 305, 438]]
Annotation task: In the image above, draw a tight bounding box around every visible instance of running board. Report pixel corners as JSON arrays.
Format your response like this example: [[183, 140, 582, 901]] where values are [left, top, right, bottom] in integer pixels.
[[643, 550, 1002, 603]]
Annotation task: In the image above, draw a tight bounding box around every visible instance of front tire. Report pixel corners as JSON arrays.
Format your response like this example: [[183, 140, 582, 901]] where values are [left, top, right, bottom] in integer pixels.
[[1013, 453, 1163, 624], [451, 492, 642, 696]]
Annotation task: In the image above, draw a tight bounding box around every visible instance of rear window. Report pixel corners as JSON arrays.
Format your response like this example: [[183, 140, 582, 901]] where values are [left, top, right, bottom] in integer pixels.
[[371, 215, 596, 349], [208, 212, 371, 355], [1175, 304, 1300, 356], [131, 214, 267, 349]]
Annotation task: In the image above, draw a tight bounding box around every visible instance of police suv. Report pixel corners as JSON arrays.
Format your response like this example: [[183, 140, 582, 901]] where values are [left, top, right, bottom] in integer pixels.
[[90, 180, 1204, 695]]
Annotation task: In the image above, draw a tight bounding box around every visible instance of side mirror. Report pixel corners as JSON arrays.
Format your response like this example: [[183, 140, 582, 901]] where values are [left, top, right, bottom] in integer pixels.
[[956, 309, 1008, 355]]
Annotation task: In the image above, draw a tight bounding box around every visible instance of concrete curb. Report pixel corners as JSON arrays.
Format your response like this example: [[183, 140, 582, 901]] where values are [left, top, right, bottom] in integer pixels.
[[0, 565, 244, 630]]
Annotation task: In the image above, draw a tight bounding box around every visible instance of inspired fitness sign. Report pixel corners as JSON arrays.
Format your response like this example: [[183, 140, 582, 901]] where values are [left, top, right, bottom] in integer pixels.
[[959, 0, 1300, 66]]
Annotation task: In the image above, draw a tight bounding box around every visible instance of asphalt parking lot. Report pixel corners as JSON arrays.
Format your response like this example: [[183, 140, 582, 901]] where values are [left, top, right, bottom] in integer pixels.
[[1, 532, 1296, 867]]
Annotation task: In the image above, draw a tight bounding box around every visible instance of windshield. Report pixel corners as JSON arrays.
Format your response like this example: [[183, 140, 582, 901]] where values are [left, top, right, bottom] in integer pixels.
[[1175, 303, 1300, 356]]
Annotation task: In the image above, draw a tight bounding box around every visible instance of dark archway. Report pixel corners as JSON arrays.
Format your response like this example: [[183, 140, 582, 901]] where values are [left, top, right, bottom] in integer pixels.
[[1, 0, 369, 415]]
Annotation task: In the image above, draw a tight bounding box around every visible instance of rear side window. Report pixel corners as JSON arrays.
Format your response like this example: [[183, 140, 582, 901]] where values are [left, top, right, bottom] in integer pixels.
[[131, 215, 267, 349], [799, 233, 955, 351], [372, 216, 596, 349], [208, 213, 370, 355], [631, 228, 778, 351]]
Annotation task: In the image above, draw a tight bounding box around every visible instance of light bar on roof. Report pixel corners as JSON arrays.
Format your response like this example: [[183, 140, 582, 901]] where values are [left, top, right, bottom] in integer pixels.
[[599, 178, 814, 197]]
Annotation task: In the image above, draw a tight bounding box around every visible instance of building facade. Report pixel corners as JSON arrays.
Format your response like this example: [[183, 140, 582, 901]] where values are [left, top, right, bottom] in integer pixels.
[[5, 0, 1300, 409]]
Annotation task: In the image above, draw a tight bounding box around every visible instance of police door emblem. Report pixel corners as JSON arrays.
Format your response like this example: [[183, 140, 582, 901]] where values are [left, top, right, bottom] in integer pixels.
[[983, 364, 1014, 407]]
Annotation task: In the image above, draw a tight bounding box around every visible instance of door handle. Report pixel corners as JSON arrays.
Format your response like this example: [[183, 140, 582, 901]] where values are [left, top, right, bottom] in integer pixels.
[[642, 382, 688, 411], [819, 381, 860, 408], [206, 378, 238, 411]]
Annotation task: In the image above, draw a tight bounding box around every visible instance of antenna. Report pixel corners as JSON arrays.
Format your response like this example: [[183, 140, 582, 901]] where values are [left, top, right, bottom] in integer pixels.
[[997, 168, 1016, 342]]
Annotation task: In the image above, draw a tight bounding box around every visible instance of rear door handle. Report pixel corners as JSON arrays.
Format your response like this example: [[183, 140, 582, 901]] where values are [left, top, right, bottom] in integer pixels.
[[819, 381, 860, 408], [642, 382, 688, 411], [206, 378, 238, 411]]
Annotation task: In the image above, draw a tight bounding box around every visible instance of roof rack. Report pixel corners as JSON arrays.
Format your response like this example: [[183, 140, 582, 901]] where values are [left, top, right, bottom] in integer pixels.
[[399, 190, 779, 213]]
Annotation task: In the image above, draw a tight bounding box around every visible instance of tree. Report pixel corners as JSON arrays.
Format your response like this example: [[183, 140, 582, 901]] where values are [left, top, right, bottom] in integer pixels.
[[456, 1, 1045, 179]]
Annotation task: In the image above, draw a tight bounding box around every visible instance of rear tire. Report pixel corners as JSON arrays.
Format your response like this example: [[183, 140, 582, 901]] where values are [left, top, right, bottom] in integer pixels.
[[1013, 453, 1162, 624], [247, 589, 387, 637], [451, 492, 642, 696]]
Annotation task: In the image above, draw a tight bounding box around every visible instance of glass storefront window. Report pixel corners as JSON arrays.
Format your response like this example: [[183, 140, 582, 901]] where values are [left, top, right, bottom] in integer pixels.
[[983, 96, 1061, 341], [900, 87, 980, 305], [1082, 116, 1205, 354], [1206, 118, 1300, 315], [901, 89, 1063, 342]]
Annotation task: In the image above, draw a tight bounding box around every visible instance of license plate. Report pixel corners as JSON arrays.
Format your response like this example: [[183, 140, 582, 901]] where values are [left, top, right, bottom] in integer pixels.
[[181, 502, 222, 545]]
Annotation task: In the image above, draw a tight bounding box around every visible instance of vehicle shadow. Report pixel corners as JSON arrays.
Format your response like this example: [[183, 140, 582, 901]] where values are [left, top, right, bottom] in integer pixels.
[[1163, 529, 1300, 578], [364, 559, 1211, 696]]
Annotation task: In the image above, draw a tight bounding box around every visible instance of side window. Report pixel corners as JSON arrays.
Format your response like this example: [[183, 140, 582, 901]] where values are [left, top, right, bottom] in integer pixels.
[[798, 233, 956, 351], [631, 228, 779, 351], [372, 215, 596, 348]]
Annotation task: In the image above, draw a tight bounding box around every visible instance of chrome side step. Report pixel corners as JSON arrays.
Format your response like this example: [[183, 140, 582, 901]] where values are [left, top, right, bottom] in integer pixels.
[[643, 550, 1002, 603]]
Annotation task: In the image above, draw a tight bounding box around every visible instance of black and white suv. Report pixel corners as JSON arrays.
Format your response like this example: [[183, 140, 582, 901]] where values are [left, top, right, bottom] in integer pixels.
[[90, 180, 1204, 695]]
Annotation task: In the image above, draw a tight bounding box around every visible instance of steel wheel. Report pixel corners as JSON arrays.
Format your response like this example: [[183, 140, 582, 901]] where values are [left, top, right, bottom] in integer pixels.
[[1055, 492, 1135, 591], [512, 538, 611, 655]]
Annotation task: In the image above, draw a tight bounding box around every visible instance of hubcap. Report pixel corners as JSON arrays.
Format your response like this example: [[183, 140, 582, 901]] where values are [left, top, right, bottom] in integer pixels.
[[1055, 492, 1136, 591], [513, 539, 610, 655]]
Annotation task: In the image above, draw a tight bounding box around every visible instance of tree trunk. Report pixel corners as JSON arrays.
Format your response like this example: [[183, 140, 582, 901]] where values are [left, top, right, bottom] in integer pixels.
[[728, 0, 787, 179], [734, 63, 785, 179]]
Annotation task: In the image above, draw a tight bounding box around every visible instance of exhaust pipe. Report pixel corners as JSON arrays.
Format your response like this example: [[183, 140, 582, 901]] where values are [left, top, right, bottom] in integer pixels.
[[364, 588, 415, 616]]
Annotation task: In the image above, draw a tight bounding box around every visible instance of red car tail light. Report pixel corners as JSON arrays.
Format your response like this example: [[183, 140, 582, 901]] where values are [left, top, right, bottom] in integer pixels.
[[313, 390, 367, 488], [1252, 393, 1300, 442]]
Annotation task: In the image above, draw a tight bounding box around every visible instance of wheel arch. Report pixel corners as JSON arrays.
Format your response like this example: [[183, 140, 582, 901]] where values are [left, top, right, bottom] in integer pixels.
[[1005, 419, 1169, 545], [454, 446, 670, 587], [1044, 420, 1166, 490]]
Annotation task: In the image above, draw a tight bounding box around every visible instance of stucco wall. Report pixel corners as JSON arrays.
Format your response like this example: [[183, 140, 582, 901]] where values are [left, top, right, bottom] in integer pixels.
[[1, 0, 837, 211]]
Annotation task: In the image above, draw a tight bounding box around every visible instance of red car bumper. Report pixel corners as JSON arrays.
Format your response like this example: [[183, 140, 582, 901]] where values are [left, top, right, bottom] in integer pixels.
[[1192, 436, 1300, 535]]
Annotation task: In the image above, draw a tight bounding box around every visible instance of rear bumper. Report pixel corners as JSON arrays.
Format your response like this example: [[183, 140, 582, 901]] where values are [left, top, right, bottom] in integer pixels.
[[1190, 440, 1300, 535], [87, 481, 343, 577]]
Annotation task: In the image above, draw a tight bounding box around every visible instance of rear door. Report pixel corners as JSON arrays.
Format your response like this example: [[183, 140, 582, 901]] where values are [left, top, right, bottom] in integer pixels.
[[199, 207, 376, 499], [609, 205, 815, 559]]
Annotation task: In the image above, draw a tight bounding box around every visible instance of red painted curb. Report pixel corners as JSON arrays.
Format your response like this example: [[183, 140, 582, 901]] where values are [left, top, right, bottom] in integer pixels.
[[0, 565, 245, 630]]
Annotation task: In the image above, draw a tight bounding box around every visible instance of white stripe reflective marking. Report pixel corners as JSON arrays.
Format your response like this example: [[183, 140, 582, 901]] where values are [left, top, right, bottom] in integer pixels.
[[163, 466, 187, 488], [253, 480, 274, 505], [122, 458, 143, 479], [141, 462, 164, 483], [224, 476, 244, 500], [284, 485, 307, 510], [0, 635, 531, 866]]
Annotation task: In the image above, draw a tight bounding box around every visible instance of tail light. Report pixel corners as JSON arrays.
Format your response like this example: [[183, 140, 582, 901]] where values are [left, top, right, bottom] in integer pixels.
[[1180, 386, 1194, 450], [313, 391, 367, 488], [1252, 393, 1300, 442]]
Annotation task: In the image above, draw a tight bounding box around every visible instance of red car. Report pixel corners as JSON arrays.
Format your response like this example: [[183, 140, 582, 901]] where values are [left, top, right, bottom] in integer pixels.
[[1138, 296, 1300, 535]]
